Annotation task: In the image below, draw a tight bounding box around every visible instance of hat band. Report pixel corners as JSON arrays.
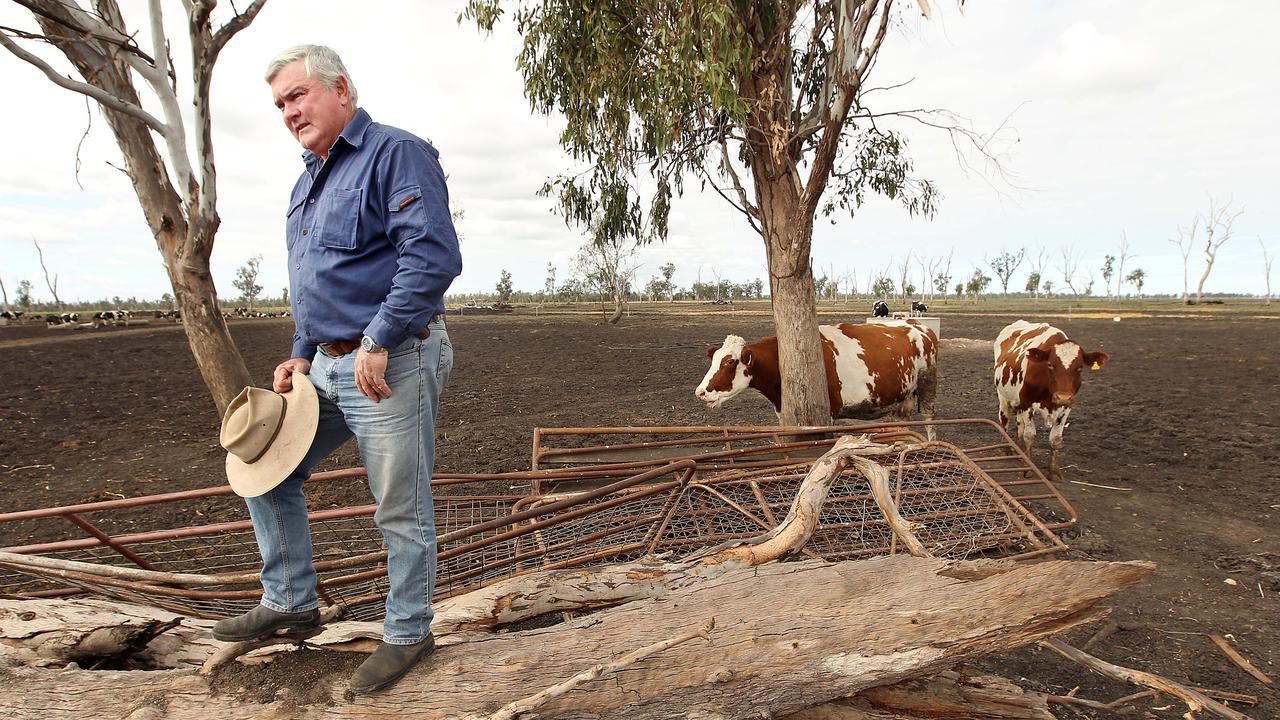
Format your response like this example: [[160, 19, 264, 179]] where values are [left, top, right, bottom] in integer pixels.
[[244, 397, 287, 465]]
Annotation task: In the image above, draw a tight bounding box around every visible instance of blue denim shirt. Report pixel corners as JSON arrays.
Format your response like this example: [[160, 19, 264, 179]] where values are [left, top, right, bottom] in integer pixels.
[[285, 109, 462, 359]]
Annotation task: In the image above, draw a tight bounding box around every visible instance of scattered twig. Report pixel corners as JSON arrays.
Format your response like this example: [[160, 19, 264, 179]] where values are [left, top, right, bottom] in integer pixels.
[[487, 617, 715, 720], [1049, 688, 1157, 713], [1209, 634, 1273, 686], [6, 464, 54, 474], [1069, 480, 1133, 491], [1193, 688, 1259, 707], [1039, 638, 1251, 720], [1084, 620, 1144, 651]]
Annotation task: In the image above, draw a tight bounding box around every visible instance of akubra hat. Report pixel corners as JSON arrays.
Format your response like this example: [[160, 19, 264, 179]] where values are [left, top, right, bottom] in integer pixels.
[[220, 373, 319, 497]]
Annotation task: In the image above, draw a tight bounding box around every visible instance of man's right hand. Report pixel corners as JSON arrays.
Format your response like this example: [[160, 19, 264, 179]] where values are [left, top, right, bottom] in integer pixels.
[[273, 358, 312, 393]]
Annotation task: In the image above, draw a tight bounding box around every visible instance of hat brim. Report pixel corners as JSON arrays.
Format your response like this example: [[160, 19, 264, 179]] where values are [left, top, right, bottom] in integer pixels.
[[225, 373, 320, 497]]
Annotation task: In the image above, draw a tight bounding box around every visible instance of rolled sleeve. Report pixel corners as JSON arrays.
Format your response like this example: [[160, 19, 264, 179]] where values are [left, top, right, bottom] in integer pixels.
[[364, 140, 462, 348]]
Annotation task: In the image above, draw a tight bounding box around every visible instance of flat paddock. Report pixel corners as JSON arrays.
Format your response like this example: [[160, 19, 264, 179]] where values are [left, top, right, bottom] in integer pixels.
[[0, 310, 1276, 710]]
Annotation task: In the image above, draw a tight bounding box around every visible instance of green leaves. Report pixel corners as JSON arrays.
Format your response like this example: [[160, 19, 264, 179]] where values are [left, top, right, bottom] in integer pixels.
[[469, 0, 751, 246], [822, 128, 939, 221], [467, 1, 940, 248]]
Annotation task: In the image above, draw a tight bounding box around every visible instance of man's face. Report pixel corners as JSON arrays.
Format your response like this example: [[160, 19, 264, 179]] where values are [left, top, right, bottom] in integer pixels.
[[270, 60, 351, 159]]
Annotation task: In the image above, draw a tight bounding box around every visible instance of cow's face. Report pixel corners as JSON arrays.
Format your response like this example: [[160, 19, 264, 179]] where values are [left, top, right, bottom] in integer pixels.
[[695, 335, 754, 408], [1026, 343, 1110, 406]]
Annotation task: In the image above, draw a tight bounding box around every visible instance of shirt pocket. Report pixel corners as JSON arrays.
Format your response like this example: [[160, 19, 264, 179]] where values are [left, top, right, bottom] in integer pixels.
[[285, 197, 306, 249], [318, 187, 363, 250], [387, 185, 423, 216]]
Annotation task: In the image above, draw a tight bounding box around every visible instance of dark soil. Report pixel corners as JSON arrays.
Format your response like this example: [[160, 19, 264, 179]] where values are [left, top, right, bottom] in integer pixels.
[[1, 309, 1276, 717]]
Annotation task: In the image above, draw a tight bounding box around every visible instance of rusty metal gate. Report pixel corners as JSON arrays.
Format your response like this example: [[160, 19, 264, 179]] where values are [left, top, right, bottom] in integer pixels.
[[0, 421, 1069, 622]]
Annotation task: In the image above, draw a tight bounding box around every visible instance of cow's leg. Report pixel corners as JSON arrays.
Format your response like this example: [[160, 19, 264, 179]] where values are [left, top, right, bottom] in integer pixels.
[[1014, 410, 1036, 457], [997, 397, 1014, 432], [1046, 407, 1071, 482], [916, 365, 939, 441]]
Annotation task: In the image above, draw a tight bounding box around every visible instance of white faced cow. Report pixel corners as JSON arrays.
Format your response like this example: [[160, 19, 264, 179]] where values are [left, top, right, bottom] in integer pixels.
[[994, 320, 1110, 481], [696, 320, 939, 438]]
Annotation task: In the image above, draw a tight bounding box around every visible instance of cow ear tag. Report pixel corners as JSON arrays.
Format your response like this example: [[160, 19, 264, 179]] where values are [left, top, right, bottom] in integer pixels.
[[1090, 361, 1101, 371]]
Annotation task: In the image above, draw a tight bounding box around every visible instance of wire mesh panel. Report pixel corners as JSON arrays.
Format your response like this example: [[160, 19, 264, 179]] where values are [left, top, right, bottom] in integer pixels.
[[530, 421, 1077, 531], [0, 426, 1068, 625], [648, 442, 1063, 561], [0, 465, 697, 621]]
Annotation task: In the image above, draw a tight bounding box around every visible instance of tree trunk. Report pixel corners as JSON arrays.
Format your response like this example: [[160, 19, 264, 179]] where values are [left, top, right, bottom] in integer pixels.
[[1195, 250, 1216, 306], [0, 555, 1149, 719], [169, 250, 253, 410], [754, 170, 828, 426], [608, 282, 624, 324], [784, 670, 1053, 719], [769, 221, 829, 427], [31, 1, 253, 415], [1182, 253, 1192, 304]]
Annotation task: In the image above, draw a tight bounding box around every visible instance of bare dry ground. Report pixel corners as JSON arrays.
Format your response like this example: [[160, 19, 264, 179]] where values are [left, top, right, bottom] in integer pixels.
[[0, 306, 1277, 717]]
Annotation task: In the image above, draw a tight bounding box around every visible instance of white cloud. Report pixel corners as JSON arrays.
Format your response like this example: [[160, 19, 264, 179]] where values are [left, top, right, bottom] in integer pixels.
[[1045, 21, 1163, 95], [0, 0, 1277, 303]]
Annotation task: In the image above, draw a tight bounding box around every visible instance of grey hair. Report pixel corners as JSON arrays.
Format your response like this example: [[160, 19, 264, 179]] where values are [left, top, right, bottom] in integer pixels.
[[264, 44, 358, 107]]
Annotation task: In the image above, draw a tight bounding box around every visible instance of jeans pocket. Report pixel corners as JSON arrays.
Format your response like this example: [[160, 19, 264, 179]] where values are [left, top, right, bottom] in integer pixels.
[[436, 334, 454, 385]]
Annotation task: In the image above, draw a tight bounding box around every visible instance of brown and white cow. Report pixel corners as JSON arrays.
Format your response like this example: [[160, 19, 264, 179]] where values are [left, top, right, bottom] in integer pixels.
[[695, 319, 939, 438], [994, 320, 1110, 481]]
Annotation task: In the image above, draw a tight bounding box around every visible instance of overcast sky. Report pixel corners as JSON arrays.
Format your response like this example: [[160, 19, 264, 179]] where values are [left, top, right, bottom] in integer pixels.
[[1, 1, 1276, 304]]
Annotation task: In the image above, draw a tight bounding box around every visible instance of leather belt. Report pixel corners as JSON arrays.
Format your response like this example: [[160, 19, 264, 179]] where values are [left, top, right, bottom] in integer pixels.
[[317, 316, 443, 358]]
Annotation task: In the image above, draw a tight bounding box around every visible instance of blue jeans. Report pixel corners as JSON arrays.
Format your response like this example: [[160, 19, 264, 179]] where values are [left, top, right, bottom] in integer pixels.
[[244, 318, 453, 644]]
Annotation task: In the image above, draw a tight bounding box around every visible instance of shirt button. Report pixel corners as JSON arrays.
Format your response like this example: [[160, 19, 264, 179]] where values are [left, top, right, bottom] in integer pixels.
[[302, 229, 309, 236], [295, 264, 301, 269], [309, 198, 316, 204]]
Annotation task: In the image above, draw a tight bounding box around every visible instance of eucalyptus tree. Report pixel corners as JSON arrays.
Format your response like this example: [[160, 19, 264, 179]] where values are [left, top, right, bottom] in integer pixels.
[[986, 247, 1024, 296], [1194, 198, 1243, 304], [465, 0, 979, 425], [232, 255, 264, 313], [1261, 239, 1274, 306], [1, 0, 265, 412]]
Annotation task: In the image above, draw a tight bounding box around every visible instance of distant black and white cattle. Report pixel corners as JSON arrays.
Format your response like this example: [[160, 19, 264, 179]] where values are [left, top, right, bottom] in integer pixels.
[[871, 300, 890, 318], [45, 312, 80, 326]]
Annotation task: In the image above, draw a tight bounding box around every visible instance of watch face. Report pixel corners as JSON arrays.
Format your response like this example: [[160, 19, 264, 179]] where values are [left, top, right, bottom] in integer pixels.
[[361, 336, 375, 352]]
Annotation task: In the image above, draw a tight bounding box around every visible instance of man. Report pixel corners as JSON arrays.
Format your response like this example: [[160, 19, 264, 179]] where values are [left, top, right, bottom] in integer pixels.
[[212, 44, 462, 694]]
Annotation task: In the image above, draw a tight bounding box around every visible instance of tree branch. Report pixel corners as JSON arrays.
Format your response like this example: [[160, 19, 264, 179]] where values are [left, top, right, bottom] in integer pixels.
[[802, 0, 890, 218], [11, 0, 155, 65], [1039, 638, 1251, 720], [140, 0, 194, 197], [0, 31, 166, 133], [208, 0, 267, 62]]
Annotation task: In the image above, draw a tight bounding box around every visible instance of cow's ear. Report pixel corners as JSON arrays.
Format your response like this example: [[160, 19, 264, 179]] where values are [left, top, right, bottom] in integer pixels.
[[741, 348, 754, 367], [705, 344, 721, 360], [1084, 351, 1110, 371], [1026, 348, 1050, 363]]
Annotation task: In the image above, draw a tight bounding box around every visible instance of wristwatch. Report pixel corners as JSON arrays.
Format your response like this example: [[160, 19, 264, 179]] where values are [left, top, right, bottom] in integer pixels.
[[360, 335, 386, 353]]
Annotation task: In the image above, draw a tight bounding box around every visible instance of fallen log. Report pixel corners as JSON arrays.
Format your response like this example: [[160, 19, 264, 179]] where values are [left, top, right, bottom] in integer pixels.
[[0, 554, 1150, 719], [784, 670, 1054, 719]]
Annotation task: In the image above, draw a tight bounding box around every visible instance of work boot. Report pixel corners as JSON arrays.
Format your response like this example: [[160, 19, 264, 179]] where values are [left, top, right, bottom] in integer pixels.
[[211, 604, 321, 642], [349, 634, 436, 694]]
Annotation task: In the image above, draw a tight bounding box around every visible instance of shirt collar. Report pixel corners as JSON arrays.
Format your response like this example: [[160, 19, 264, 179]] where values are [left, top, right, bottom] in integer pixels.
[[302, 108, 373, 170]]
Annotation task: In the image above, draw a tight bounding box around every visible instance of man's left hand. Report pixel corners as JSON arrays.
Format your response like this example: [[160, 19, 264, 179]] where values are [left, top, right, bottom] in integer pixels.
[[355, 348, 392, 402]]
